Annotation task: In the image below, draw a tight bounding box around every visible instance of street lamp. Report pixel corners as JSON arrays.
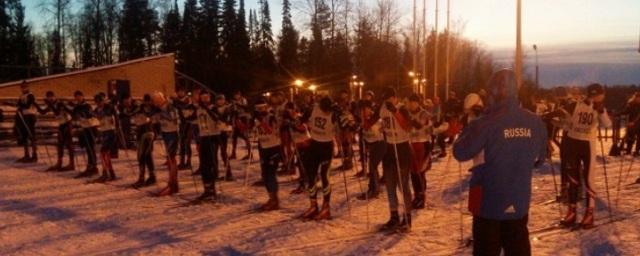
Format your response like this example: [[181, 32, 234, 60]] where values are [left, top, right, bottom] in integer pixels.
[[533, 44, 539, 88], [309, 84, 318, 94]]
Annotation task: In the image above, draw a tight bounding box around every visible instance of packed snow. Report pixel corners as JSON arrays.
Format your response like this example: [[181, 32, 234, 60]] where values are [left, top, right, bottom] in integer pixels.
[[0, 139, 639, 255]]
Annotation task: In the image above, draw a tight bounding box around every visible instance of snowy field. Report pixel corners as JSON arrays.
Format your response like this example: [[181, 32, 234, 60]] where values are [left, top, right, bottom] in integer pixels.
[[1, 140, 639, 255]]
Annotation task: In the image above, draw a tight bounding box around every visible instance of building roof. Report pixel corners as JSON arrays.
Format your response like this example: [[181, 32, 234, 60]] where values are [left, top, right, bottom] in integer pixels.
[[0, 53, 175, 88]]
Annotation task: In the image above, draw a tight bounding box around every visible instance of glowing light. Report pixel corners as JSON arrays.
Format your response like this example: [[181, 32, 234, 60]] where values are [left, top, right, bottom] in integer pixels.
[[308, 85, 318, 91], [408, 71, 416, 77], [294, 79, 304, 87]]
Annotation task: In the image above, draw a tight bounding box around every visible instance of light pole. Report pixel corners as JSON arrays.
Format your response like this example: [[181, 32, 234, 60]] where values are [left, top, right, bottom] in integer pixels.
[[515, 0, 522, 89], [434, 0, 439, 99], [445, 0, 450, 101], [533, 44, 539, 88]]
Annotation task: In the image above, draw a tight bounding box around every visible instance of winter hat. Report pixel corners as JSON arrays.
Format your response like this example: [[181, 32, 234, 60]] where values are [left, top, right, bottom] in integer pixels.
[[319, 96, 333, 112], [409, 93, 422, 102], [486, 69, 517, 104], [586, 83, 605, 97], [381, 87, 397, 100], [464, 93, 484, 110]]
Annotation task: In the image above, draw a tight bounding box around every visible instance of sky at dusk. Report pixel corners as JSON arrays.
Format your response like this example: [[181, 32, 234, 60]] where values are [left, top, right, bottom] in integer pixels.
[[21, 0, 640, 86]]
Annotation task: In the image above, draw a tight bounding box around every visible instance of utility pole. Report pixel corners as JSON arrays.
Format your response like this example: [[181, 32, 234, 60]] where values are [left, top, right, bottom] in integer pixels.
[[413, 0, 418, 89], [434, 0, 439, 99], [515, 0, 523, 89], [533, 44, 539, 88], [445, 0, 451, 101], [422, 0, 427, 96]]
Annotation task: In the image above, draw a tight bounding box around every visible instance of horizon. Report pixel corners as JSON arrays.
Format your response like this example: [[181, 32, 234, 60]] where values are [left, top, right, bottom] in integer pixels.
[[21, 0, 640, 87]]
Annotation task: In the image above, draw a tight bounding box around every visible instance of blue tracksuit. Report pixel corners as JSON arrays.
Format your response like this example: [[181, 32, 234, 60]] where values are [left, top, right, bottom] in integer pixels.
[[453, 95, 547, 220]]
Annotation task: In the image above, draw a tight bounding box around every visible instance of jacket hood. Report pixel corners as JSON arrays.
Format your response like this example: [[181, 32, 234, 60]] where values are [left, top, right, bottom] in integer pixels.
[[486, 69, 519, 111]]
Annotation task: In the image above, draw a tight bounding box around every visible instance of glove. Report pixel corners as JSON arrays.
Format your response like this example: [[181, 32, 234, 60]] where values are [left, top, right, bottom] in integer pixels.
[[339, 112, 356, 128], [385, 101, 397, 113]]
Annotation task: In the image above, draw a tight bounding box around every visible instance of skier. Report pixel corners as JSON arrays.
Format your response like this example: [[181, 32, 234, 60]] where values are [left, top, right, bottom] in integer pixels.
[[11, 82, 39, 163], [254, 99, 282, 210], [215, 94, 234, 180], [117, 95, 136, 149], [38, 91, 75, 171], [559, 83, 612, 229], [71, 91, 99, 178], [152, 92, 181, 196], [378, 88, 413, 232], [91, 94, 119, 182], [335, 89, 355, 171], [407, 94, 433, 210], [230, 91, 252, 160], [195, 91, 221, 200], [453, 69, 547, 256], [283, 102, 311, 194], [131, 94, 157, 188], [175, 88, 195, 170], [300, 96, 340, 220], [356, 100, 385, 200]]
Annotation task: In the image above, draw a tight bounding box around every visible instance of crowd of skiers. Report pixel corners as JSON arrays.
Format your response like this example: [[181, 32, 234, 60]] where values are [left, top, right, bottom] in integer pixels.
[[5, 68, 629, 255]]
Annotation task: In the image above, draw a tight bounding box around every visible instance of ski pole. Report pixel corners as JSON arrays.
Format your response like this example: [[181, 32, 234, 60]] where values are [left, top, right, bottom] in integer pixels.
[[458, 162, 464, 245], [598, 130, 614, 220], [115, 116, 137, 177], [614, 150, 626, 208], [178, 124, 199, 194], [336, 125, 352, 217], [390, 118, 410, 222], [547, 156, 564, 219]]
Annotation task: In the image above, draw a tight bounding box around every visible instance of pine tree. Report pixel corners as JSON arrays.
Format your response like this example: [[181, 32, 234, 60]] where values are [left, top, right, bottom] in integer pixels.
[[160, 0, 181, 54], [1, 0, 11, 78], [10, 0, 37, 79], [277, 0, 299, 78], [119, 0, 158, 61], [220, 0, 251, 91], [178, 0, 199, 78], [253, 0, 277, 90], [198, 0, 221, 88]]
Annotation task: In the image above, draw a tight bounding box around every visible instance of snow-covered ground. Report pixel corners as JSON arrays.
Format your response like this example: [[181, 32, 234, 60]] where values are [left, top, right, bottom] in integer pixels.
[[0, 140, 639, 255]]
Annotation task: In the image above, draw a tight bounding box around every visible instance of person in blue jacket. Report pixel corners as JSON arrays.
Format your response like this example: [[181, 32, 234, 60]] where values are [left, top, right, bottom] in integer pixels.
[[453, 69, 547, 256]]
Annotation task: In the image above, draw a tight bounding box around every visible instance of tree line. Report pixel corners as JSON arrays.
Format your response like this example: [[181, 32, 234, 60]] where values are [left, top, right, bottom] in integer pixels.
[[1, 0, 499, 98]]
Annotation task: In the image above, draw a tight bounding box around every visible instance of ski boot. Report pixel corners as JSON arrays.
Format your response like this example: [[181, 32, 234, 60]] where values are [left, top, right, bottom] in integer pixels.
[[260, 193, 280, 211], [132, 178, 145, 189], [397, 214, 412, 233], [145, 175, 157, 186], [412, 196, 426, 210], [108, 169, 117, 181], [196, 184, 217, 202], [580, 208, 595, 229], [90, 171, 110, 183], [357, 189, 379, 200], [314, 201, 331, 220], [560, 205, 577, 227], [157, 181, 179, 196], [60, 162, 75, 172], [16, 155, 30, 163], [301, 199, 319, 220], [380, 211, 400, 231], [224, 168, 235, 181], [45, 162, 62, 172]]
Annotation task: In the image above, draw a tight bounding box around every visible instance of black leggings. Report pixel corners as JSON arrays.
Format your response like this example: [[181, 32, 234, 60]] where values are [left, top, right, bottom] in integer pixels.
[[79, 128, 97, 169], [179, 122, 192, 163], [199, 135, 219, 187], [57, 123, 74, 161], [564, 137, 596, 208], [472, 215, 531, 256], [304, 140, 334, 202], [137, 130, 155, 178], [217, 133, 230, 168], [232, 127, 250, 156]]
